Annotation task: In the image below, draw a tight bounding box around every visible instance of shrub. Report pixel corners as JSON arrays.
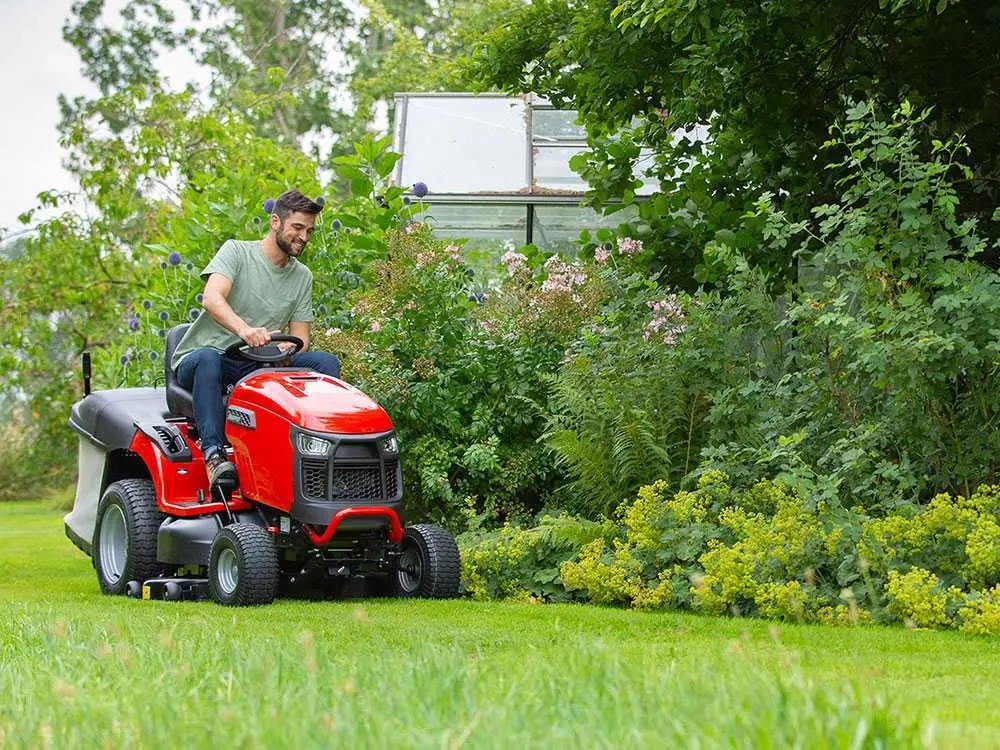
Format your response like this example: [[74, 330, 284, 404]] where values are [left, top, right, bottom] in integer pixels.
[[559, 472, 870, 621], [861, 485, 1000, 592], [317, 229, 598, 524], [545, 247, 781, 519], [706, 101, 1000, 511], [457, 514, 610, 601]]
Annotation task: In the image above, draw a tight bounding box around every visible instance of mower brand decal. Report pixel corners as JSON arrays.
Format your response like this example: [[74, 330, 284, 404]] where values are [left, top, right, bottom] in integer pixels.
[[226, 406, 256, 430]]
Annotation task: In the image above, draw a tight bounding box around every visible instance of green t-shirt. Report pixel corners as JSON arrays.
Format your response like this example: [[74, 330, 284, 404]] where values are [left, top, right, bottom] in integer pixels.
[[171, 239, 314, 370]]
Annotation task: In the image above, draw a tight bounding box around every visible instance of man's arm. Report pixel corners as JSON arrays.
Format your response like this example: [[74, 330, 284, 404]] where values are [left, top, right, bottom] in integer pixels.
[[202, 273, 271, 347], [289, 320, 311, 352]]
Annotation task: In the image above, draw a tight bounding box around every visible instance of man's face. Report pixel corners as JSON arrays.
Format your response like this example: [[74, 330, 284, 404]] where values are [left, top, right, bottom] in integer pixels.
[[272, 211, 317, 257]]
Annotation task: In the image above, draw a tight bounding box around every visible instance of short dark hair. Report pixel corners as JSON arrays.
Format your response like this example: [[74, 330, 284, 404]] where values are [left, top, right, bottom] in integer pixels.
[[273, 189, 323, 218]]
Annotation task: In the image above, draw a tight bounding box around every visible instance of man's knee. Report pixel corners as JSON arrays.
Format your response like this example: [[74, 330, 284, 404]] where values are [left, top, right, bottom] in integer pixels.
[[313, 352, 341, 379], [296, 351, 340, 379]]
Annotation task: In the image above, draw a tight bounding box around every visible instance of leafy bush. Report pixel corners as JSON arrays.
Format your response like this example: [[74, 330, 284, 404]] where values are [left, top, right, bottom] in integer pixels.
[[316, 232, 599, 524], [545, 242, 782, 518], [701, 101, 1000, 511], [559, 472, 871, 621], [457, 513, 611, 601]]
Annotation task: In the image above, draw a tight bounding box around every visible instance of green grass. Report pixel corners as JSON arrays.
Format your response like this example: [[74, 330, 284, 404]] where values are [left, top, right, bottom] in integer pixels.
[[2, 502, 999, 748]]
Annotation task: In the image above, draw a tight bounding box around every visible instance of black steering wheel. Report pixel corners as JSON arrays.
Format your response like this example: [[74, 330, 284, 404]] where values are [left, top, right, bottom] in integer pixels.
[[224, 334, 305, 363]]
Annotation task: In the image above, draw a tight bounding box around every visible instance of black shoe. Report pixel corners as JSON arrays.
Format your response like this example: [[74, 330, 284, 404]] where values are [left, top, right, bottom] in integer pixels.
[[205, 452, 238, 492]]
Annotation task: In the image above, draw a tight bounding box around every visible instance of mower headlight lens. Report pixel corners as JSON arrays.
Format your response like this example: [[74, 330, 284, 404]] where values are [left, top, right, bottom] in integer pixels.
[[297, 434, 332, 457], [380, 435, 399, 454]]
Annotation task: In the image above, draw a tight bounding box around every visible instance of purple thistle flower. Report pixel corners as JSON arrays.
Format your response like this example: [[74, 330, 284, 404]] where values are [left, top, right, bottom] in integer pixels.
[[315, 196, 325, 207], [168, 251, 182, 266], [196, 293, 204, 304], [120, 355, 130, 366], [157, 329, 166, 338], [185, 262, 194, 271], [264, 198, 276, 214], [141, 300, 152, 310], [160, 261, 168, 270], [188, 308, 200, 321], [148, 351, 159, 362], [412, 182, 428, 198], [127, 316, 140, 331], [158, 311, 169, 321], [332, 219, 342, 231]]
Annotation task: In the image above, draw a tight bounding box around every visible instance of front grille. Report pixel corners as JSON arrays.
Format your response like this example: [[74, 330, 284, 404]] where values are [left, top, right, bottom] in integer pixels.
[[301, 458, 328, 498], [385, 458, 399, 497], [331, 464, 382, 499], [298, 445, 401, 503]]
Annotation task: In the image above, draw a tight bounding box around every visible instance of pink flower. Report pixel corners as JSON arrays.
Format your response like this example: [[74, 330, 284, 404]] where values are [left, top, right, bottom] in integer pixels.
[[500, 250, 528, 275], [617, 236, 643, 256], [643, 295, 686, 345], [445, 244, 464, 263], [370, 320, 382, 333], [595, 246, 609, 265]]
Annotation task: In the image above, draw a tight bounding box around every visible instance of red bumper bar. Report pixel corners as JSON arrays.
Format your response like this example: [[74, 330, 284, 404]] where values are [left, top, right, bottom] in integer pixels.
[[303, 506, 404, 546]]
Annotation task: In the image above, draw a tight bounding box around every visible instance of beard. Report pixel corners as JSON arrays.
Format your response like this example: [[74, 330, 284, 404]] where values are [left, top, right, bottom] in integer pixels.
[[275, 221, 306, 257]]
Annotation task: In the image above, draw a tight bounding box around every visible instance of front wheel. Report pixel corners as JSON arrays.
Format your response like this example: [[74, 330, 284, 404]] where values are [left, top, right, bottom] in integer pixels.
[[393, 524, 460, 598], [93, 479, 163, 595], [208, 523, 279, 606]]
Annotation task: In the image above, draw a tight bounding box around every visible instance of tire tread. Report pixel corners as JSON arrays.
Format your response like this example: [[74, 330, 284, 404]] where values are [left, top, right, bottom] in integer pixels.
[[209, 523, 279, 606], [94, 478, 164, 594], [398, 523, 460, 599]]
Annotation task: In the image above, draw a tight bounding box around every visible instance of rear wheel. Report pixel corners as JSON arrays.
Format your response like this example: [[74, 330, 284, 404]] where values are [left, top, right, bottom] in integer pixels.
[[93, 479, 163, 595], [208, 523, 279, 606], [393, 524, 460, 598]]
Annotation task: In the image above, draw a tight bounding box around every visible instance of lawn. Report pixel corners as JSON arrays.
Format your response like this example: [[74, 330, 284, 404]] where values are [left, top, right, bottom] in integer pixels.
[[1, 501, 999, 749]]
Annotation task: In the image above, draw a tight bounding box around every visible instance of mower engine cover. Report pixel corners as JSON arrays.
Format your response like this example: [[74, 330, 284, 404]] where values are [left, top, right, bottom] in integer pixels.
[[224, 369, 403, 528]]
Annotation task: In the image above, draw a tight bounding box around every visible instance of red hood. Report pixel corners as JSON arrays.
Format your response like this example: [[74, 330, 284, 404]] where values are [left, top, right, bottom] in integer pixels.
[[229, 370, 393, 434]]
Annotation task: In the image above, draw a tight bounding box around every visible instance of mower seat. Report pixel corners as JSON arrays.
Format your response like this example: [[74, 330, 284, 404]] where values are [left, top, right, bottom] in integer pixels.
[[164, 324, 194, 419]]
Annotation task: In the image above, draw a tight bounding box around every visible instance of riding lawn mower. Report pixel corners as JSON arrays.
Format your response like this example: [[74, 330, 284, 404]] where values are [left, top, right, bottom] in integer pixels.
[[64, 324, 461, 605]]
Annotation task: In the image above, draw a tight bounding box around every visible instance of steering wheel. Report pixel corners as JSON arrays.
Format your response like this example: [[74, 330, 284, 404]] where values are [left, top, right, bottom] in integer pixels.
[[224, 334, 305, 363]]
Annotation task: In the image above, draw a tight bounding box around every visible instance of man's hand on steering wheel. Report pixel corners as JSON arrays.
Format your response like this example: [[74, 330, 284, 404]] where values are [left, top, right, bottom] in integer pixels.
[[239, 325, 272, 347], [224, 333, 305, 364], [275, 340, 296, 366]]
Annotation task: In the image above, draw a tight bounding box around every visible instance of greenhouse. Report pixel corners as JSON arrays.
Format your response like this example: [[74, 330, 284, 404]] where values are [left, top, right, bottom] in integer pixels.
[[390, 93, 654, 253]]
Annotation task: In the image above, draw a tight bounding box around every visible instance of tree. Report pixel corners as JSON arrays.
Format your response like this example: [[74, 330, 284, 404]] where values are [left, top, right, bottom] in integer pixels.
[[466, 0, 1000, 284]]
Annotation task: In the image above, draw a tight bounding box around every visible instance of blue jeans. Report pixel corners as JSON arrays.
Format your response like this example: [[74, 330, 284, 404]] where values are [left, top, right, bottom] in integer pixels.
[[175, 348, 341, 461]]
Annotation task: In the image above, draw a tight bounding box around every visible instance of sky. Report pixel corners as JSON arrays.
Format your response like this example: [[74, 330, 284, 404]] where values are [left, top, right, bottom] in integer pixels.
[[0, 1, 201, 238]]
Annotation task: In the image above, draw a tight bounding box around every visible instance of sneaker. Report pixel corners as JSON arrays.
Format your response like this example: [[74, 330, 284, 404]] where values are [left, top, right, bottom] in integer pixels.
[[205, 452, 238, 492]]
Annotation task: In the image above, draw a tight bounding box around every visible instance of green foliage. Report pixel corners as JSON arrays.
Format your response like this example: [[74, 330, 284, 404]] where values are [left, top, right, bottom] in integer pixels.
[[559, 473, 871, 621], [457, 514, 611, 601], [705, 101, 1000, 510], [545, 243, 781, 517], [466, 0, 1000, 286], [316, 233, 599, 524]]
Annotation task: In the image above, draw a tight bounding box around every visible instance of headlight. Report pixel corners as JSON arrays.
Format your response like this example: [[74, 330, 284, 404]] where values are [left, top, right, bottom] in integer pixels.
[[297, 434, 332, 457], [380, 435, 399, 454]]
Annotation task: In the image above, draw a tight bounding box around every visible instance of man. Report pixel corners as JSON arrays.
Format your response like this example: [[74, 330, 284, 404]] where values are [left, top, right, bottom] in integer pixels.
[[171, 189, 341, 491]]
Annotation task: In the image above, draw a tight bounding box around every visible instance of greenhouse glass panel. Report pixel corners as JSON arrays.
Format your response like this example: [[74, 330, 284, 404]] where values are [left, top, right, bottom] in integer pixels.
[[420, 203, 527, 248], [395, 96, 528, 193], [532, 109, 585, 142], [533, 205, 638, 255], [533, 146, 589, 191]]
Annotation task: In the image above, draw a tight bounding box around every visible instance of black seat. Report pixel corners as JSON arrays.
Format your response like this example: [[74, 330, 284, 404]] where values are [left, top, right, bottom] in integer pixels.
[[164, 324, 194, 419]]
